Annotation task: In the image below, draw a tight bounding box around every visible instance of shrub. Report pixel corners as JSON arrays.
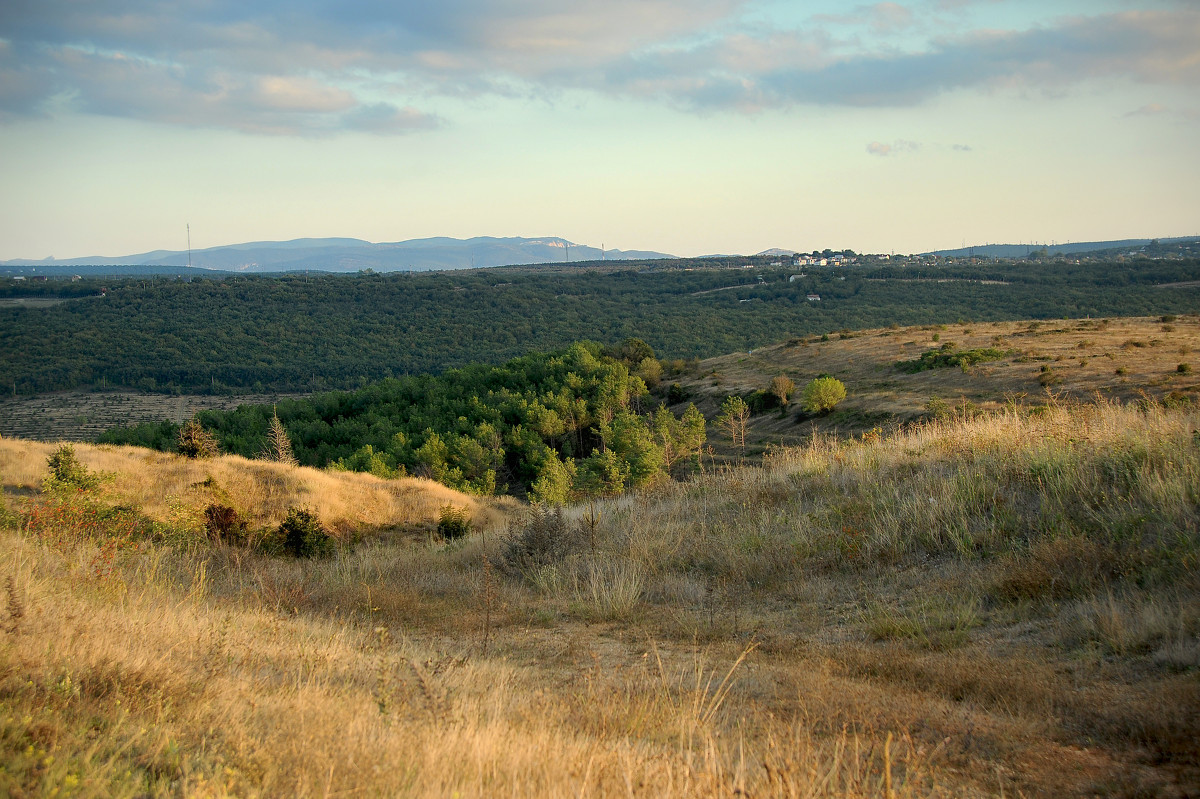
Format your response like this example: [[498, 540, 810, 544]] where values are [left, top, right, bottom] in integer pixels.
[[896, 345, 1009, 373], [768, 375, 796, 409], [437, 505, 472, 540], [993, 537, 1125, 602], [204, 503, 247, 545], [1178, 363, 1192, 374], [1162, 392, 1194, 410], [177, 416, 219, 459], [925, 397, 952, 421], [745, 390, 776, 414], [501, 505, 579, 578], [279, 507, 334, 558], [800, 377, 847, 413], [45, 444, 98, 490]]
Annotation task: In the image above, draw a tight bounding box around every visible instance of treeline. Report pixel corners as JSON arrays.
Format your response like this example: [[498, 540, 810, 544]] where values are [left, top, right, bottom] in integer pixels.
[[99, 341, 707, 501], [3, 259, 1199, 395]]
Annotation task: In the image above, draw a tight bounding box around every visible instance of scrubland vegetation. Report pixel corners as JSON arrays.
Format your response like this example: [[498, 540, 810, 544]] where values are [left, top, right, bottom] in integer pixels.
[[2, 391, 1198, 796], [2, 257, 1198, 396]]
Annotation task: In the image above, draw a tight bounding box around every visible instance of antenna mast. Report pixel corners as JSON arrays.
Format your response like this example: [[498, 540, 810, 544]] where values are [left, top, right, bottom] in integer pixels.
[[187, 224, 192, 269]]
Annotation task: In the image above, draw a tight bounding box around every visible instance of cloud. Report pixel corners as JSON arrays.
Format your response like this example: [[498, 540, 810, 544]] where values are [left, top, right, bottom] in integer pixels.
[[606, 9, 1200, 110], [0, 2, 1196, 132], [1122, 101, 1200, 122], [1125, 102, 1169, 117], [0, 0, 747, 132], [343, 103, 442, 135], [815, 3, 915, 34], [866, 139, 920, 156], [34, 45, 440, 136]]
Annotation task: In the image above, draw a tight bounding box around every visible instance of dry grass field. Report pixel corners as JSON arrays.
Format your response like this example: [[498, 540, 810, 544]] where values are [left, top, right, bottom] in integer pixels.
[[678, 314, 1200, 455], [2, 387, 1198, 796]]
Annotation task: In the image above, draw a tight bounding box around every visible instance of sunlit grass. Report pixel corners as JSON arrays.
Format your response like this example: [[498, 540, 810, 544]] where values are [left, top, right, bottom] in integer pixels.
[[2, 391, 1199, 796]]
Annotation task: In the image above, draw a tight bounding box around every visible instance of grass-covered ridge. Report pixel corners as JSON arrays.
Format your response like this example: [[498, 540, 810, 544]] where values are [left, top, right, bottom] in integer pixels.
[[2, 396, 1198, 796]]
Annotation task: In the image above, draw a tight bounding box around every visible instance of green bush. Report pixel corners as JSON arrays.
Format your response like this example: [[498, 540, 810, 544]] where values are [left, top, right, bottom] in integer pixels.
[[437, 505, 472, 540], [896, 345, 1010, 373], [800, 377, 847, 414], [46, 445, 98, 490], [1178, 363, 1192, 374], [279, 507, 334, 558], [925, 397, 952, 421]]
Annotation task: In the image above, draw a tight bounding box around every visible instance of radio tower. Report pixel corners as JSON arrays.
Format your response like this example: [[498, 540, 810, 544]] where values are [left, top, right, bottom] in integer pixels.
[[187, 224, 192, 269]]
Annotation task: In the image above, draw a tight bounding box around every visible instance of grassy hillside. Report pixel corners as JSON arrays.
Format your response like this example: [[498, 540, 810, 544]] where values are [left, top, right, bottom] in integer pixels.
[[0, 440, 510, 539], [2, 397, 1197, 796], [677, 315, 1200, 456]]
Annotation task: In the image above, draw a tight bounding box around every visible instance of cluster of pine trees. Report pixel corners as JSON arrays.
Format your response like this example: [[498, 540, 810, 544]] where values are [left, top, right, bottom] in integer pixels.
[[100, 341, 707, 501]]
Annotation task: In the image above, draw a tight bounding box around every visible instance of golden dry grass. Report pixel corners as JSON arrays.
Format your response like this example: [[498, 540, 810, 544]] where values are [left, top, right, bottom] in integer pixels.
[[1, 526, 967, 798], [3, 355, 1200, 797], [680, 314, 1200, 454], [0, 438, 510, 537]]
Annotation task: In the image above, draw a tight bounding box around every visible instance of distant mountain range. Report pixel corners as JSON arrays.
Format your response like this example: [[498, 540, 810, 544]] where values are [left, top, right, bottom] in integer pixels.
[[7, 234, 1196, 275], [928, 236, 1199, 258], [0, 236, 676, 272]]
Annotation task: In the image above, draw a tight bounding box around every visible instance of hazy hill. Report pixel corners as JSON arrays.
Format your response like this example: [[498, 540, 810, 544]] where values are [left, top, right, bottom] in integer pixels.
[[0, 235, 675, 272], [930, 235, 1200, 258]]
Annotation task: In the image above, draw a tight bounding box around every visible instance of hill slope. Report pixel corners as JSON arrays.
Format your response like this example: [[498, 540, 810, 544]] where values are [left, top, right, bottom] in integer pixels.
[[672, 314, 1200, 456], [0, 439, 508, 537], [929, 235, 1200, 258], [1, 398, 1197, 796]]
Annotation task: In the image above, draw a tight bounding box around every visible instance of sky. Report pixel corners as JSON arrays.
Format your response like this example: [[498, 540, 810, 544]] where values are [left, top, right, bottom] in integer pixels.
[[1, 0, 1198, 260]]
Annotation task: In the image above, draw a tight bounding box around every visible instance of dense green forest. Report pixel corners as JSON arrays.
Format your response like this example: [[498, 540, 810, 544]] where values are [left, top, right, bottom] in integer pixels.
[[99, 341, 706, 500], [3, 258, 1199, 395]]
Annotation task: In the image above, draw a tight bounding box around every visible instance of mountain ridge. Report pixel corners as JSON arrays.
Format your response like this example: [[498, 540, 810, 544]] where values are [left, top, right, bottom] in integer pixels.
[[1, 236, 675, 272], [928, 235, 1200, 258]]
